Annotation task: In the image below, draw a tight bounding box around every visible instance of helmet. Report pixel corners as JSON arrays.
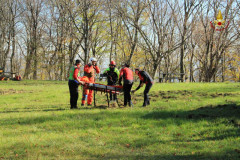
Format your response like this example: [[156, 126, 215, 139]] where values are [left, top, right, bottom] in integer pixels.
[[75, 59, 81, 64], [110, 60, 116, 66], [89, 57, 97, 63]]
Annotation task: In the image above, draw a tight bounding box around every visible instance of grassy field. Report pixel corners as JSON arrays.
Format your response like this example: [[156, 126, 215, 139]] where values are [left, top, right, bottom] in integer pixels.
[[0, 80, 240, 160]]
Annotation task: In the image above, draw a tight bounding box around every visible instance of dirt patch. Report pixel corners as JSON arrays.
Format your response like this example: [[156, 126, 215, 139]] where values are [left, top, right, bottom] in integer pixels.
[[162, 95, 177, 99], [151, 98, 157, 102], [155, 90, 193, 99], [109, 102, 118, 108], [210, 93, 238, 98], [196, 92, 239, 98], [0, 89, 30, 95], [94, 105, 108, 109]]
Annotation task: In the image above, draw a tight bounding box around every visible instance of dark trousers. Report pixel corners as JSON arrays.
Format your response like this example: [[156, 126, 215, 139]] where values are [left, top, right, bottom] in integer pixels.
[[110, 92, 117, 101], [143, 83, 152, 105], [123, 83, 133, 106], [109, 83, 117, 101], [68, 80, 79, 109]]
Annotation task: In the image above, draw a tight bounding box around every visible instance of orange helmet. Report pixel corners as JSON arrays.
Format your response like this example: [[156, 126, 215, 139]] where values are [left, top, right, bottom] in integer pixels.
[[110, 60, 116, 66]]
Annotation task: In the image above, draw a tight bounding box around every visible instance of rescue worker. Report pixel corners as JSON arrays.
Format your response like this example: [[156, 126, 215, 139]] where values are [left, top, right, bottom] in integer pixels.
[[68, 59, 85, 109], [103, 60, 120, 101], [132, 69, 153, 107], [119, 63, 134, 107], [82, 57, 100, 106]]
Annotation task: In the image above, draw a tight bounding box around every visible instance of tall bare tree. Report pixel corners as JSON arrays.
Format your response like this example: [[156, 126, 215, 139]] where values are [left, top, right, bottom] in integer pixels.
[[115, 0, 146, 65], [135, 0, 181, 78], [22, 0, 44, 79]]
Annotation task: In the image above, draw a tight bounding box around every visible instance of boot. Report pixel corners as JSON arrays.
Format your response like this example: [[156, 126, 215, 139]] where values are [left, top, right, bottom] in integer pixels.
[[142, 100, 147, 107], [142, 102, 147, 107], [147, 100, 150, 105], [71, 106, 78, 109]]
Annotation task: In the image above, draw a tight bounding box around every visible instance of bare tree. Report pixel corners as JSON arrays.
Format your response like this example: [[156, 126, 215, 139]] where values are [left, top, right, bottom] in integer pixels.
[[21, 0, 44, 79], [135, 0, 181, 78], [0, 0, 11, 70], [115, 0, 146, 65]]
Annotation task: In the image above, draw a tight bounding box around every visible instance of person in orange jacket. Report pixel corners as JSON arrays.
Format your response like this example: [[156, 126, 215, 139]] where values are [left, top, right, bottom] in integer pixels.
[[81, 57, 100, 106], [119, 63, 134, 107]]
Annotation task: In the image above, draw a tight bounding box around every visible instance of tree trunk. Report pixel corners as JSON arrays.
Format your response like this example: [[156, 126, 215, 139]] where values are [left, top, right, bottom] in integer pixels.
[[24, 41, 32, 79], [33, 33, 38, 80], [10, 23, 15, 73], [180, 44, 184, 82], [152, 61, 158, 81]]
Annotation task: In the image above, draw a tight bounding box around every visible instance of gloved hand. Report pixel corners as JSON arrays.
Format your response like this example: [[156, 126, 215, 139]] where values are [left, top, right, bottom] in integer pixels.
[[78, 81, 85, 85], [131, 90, 136, 93]]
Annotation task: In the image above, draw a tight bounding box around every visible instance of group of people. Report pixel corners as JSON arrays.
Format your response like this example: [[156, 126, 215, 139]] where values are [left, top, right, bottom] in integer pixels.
[[68, 58, 154, 109]]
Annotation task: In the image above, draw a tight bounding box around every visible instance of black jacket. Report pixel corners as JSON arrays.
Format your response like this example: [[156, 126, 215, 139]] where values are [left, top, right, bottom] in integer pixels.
[[136, 71, 153, 90]]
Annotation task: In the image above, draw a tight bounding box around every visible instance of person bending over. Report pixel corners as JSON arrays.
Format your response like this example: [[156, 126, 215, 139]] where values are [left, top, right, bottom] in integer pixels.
[[132, 69, 153, 107]]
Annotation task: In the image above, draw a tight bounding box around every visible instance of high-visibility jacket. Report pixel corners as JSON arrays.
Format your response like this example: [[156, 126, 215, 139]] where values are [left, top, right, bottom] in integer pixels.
[[103, 67, 120, 85], [69, 65, 80, 80], [82, 64, 100, 105]]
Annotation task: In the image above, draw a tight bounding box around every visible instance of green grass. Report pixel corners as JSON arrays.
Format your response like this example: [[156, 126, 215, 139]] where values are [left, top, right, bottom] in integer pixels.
[[0, 80, 240, 160]]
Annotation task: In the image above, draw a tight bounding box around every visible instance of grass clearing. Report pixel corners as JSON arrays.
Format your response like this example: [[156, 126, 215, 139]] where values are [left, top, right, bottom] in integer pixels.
[[0, 80, 240, 159]]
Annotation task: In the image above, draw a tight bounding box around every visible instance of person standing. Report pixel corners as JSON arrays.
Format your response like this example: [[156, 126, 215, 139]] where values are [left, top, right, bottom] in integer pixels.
[[103, 60, 120, 101], [82, 57, 100, 106], [68, 60, 85, 109], [132, 69, 153, 107], [119, 63, 134, 107]]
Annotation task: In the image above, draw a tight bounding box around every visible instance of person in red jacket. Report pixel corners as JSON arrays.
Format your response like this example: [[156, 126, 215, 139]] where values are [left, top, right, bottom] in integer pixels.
[[68, 60, 85, 109], [132, 69, 154, 107], [119, 63, 134, 107], [82, 57, 100, 106]]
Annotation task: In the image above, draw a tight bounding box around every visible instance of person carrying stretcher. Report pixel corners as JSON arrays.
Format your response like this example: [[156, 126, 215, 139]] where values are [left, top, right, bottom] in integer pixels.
[[119, 63, 134, 107], [103, 60, 120, 101], [82, 57, 100, 106], [132, 69, 154, 107], [68, 60, 86, 109]]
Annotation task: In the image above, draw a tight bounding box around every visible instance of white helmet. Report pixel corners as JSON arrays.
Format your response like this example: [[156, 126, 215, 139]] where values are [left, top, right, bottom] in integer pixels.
[[89, 57, 97, 63]]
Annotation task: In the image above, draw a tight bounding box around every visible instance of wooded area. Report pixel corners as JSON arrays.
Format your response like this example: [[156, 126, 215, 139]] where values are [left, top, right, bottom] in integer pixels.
[[0, 0, 239, 82]]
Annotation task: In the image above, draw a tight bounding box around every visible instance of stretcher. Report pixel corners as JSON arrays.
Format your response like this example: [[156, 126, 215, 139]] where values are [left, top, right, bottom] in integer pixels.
[[83, 83, 123, 107]]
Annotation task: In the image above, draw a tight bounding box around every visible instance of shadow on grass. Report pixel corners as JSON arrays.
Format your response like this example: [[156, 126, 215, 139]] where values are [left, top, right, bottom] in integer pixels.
[[142, 103, 240, 120], [1, 103, 239, 126], [1, 103, 240, 160], [0, 108, 67, 113], [188, 128, 240, 142], [142, 103, 240, 142], [88, 149, 240, 160]]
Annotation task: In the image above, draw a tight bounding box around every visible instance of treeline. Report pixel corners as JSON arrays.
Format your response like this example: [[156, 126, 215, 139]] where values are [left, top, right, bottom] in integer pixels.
[[0, 0, 239, 82]]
